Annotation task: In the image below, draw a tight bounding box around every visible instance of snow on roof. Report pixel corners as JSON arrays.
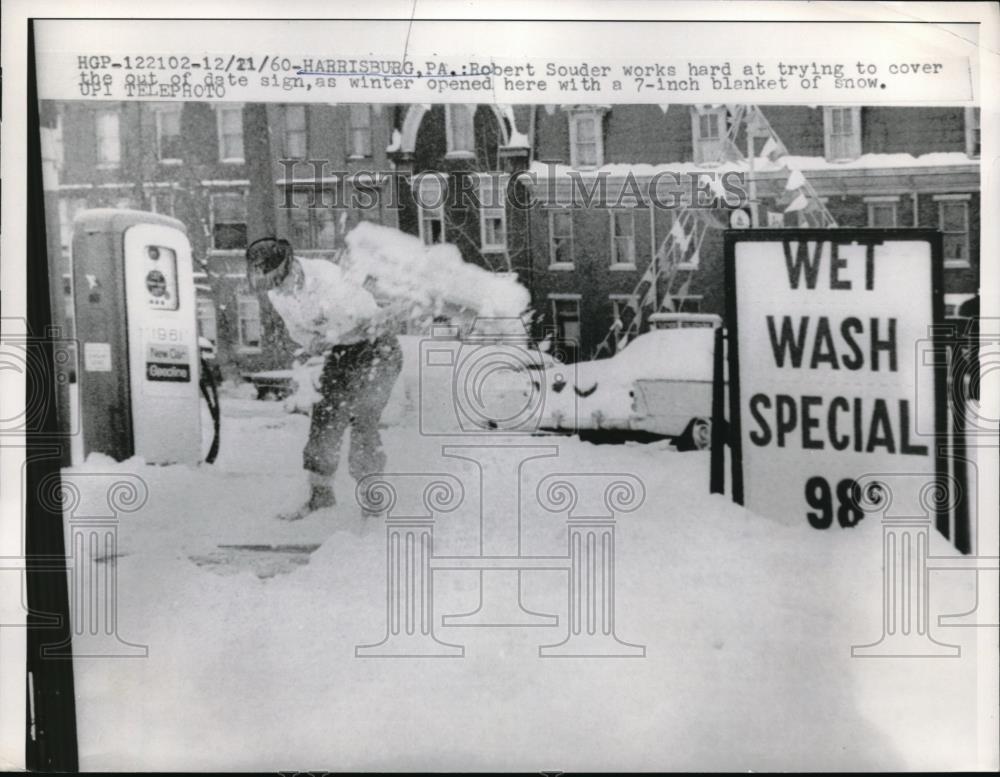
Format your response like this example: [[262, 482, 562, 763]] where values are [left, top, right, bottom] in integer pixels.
[[528, 151, 976, 180], [499, 104, 530, 148], [605, 328, 715, 383], [505, 131, 531, 148], [777, 152, 976, 172]]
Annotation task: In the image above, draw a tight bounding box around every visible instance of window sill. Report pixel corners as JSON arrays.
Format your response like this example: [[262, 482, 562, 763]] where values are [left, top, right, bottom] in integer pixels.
[[943, 261, 972, 270], [95, 162, 120, 170], [220, 158, 246, 165], [609, 263, 637, 272], [445, 151, 476, 160], [549, 262, 575, 272], [675, 262, 700, 271], [158, 158, 183, 166], [347, 154, 373, 161], [237, 347, 263, 354], [481, 245, 508, 254]]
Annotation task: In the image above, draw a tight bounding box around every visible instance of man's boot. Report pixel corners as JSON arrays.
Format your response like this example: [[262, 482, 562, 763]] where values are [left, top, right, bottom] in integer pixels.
[[277, 473, 336, 521]]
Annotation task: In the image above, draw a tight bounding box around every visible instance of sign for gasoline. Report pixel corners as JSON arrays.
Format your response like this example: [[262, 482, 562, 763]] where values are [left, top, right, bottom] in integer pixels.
[[724, 230, 945, 527]]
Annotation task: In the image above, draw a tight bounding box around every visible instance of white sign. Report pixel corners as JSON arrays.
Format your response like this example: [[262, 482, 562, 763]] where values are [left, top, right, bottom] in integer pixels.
[[728, 233, 941, 527], [83, 342, 112, 372]]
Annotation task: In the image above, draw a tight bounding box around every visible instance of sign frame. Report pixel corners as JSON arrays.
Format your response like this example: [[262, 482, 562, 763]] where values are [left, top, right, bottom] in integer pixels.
[[722, 228, 949, 533]]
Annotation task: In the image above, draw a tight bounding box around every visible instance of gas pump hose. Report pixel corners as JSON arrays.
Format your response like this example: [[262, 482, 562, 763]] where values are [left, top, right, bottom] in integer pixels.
[[199, 359, 221, 464]]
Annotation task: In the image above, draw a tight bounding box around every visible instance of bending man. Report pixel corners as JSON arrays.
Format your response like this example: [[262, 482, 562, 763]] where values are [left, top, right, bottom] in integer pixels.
[[246, 236, 403, 520]]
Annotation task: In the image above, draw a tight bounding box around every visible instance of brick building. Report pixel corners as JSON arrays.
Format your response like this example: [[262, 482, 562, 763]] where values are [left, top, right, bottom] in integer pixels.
[[526, 104, 980, 359], [49, 100, 407, 376], [49, 100, 980, 373], [48, 99, 535, 376]]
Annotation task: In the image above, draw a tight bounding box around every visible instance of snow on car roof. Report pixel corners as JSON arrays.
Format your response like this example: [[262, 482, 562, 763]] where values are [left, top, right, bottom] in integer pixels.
[[570, 328, 716, 389], [616, 329, 715, 382]]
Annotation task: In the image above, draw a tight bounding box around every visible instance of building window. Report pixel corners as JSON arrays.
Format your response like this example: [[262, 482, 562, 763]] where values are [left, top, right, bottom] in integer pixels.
[[353, 201, 381, 224], [551, 296, 582, 361], [692, 106, 727, 165], [445, 105, 475, 156], [944, 293, 976, 319], [936, 197, 970, 268], [480, 208, 506, 252], [154, 105, 183, 162], [569, 112, 602, 168], [236, 293, 262, 351], [823, 107, 861, 161], [548, 210, 575, 267], [95, 109, 120, 167], [58, 197, 89, 256], [965, 107, 980, 159], [216, 106, 245, 162], [478, 175, 507, 252], [669, 295, 703, 313], [210, 192, 248, 250], [866, 198, 898, 228], [287, 188, 338, 250], [285, 105, 307, 159], [196, 297, 218, 343], [348, 104, 372, 158], [416, 175, 446, 246], [610, 210, 636, 267]]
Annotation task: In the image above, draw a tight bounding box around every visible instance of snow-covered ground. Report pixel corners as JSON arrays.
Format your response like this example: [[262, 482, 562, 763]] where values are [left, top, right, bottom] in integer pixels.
[[62, 382, 988, 771]]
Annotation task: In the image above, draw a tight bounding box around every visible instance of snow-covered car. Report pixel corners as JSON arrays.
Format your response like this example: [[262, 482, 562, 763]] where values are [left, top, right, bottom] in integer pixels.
[[538, 327, 719, 449]]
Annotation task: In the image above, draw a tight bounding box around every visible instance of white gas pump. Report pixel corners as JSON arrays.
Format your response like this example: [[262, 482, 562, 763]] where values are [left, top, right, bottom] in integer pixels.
[[72, 209, 203, 465]]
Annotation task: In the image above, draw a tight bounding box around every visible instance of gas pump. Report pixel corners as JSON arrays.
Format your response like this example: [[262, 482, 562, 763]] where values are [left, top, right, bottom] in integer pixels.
[[72, 209, 206, 465]]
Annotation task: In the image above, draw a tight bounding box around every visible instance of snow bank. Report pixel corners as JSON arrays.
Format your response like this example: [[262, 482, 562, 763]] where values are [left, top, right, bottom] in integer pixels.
[[343, 222, 530, 320], [64, 404, 984, 771]]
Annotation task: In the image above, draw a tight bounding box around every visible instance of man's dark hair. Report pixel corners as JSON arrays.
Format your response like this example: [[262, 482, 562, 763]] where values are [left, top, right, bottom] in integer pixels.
[[246, 237, 293, 274]]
